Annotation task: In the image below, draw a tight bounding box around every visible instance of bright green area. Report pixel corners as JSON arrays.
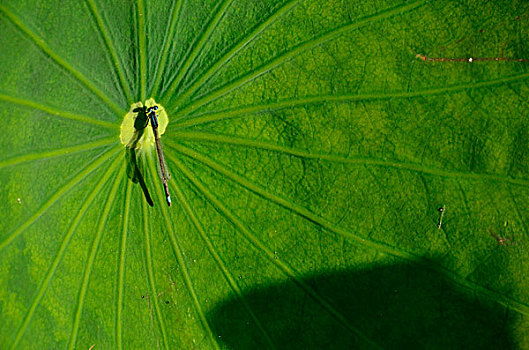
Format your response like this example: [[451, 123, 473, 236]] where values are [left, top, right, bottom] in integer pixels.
[[120, 98, 169, 150], [1, 0, 528, 348]]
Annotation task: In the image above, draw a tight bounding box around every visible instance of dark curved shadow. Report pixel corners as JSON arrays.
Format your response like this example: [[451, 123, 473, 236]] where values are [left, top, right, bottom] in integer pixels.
[[207, 261, 515, 349]]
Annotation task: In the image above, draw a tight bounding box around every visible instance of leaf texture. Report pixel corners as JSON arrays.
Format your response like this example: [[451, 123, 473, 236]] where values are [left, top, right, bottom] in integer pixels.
[[1, 0, 529, 348]]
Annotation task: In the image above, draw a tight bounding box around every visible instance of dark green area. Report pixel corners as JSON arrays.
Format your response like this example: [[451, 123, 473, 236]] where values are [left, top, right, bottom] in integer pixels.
[[210, 262, 515, 349]]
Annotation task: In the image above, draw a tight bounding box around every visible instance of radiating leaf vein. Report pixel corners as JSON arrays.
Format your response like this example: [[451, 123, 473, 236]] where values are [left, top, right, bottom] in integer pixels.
[[168, 0, 302, 108], [170, 0, 427, 114], [0, 137, 117, 169], [162, 0, 234, 101], [169, 154, 382, 349], [68, 162, 125, 350], [141, 200, 169, 350], [10, 154, 123, 349], [0, 94, 119, 130], [151, 0, 183, 98], [147, 156, 220, 350], [84, 0, 134, 104], [173, 72, 529, 125], [168, 134, 529, 188], [116, 180, 132, 350], [169, 142, 529, 316], [169, 176, 276, 348], [0, 146, 121, 252], [0, 5, 125, 116]]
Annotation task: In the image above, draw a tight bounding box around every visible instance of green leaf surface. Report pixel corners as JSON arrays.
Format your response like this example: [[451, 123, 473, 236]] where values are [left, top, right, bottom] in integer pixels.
[[1, 0, 529, 348]]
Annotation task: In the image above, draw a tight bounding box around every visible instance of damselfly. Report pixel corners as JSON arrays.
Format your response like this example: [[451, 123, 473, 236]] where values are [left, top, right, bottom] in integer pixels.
[[132, 105, 172, 207]]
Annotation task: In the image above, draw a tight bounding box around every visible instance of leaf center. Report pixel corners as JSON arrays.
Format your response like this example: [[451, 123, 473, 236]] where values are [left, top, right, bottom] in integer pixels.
[[120, 98, 169, 151]]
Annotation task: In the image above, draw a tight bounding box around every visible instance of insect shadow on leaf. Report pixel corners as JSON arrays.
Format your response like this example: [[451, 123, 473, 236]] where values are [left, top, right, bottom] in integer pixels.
[[126, 106, 153, 206]]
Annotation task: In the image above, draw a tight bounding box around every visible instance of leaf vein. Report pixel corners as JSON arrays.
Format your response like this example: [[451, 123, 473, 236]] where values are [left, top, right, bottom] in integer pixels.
[[174, 73, 529, 126], [170, 143, 529, 316], [10, 154, 123, 349], [116, 180, 132, 350], [0, 137, 117, 169], [170, 155, 382, 349], [147, 156, 220, 349], [68, 162, 125, 349], [0, 146, 121, 252], [168, 169, 276, 349], [0, 5, 125, 116], [137, 0, 147, 101], [151, 0, 183, 98], [0, 94, 119, 130], [162, 0, 234, 102], [170, 0, 427, 115], [84, 0, 134, 104], [170, 133, 529, 188], [169, 0, 301, 107]]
